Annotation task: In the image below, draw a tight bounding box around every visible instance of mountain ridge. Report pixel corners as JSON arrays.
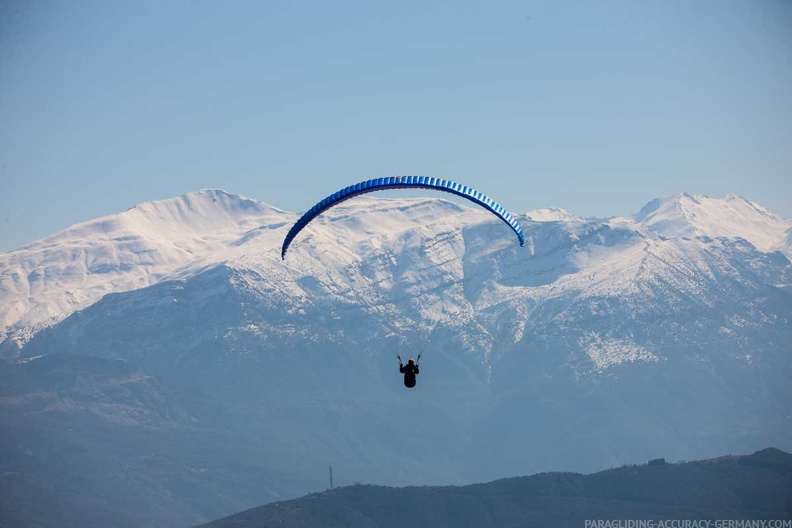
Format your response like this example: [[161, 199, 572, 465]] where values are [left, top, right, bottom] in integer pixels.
[[197, 448, 792, 528]]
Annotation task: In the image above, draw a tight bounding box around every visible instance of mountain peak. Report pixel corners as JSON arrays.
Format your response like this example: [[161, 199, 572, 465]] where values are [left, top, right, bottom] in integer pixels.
[[525, 207, 584, 223], [127, 189, 284, 223], [633, 193, 790, 252], [0, 189, 289, 352]]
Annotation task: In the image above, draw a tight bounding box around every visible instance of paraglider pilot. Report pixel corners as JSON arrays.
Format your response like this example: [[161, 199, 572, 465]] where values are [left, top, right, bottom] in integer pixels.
[[399, 357, 420, 388]]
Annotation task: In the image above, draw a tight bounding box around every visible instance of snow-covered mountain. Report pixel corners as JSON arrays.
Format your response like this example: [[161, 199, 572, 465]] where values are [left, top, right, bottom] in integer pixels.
[[632, 192, 790, 252], [1, 189, 791, 527], [0, 190, 291, 352], [2, 190, 788, 354]]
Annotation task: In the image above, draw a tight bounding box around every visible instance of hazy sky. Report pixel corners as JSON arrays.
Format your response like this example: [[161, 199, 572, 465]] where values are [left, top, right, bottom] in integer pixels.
[[1, 0, 790, 251]]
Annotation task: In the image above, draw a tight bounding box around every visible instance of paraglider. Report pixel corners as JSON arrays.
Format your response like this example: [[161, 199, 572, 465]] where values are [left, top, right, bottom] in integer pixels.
[[280, 175, 525, 259], [280, 176, 525, 390], [398, 355, 420, 388]]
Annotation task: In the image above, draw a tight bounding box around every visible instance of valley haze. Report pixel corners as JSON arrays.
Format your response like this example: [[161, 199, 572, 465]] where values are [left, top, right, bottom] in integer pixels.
[[0, 189, 790, 527]]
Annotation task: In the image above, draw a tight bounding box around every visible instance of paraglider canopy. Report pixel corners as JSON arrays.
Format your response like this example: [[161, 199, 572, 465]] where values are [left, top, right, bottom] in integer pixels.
[[281, 175, 525, 259]]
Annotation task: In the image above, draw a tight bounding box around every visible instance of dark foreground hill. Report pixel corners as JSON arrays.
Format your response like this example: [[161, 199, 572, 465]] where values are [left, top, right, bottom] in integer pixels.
[[198, 448, 792, 528]]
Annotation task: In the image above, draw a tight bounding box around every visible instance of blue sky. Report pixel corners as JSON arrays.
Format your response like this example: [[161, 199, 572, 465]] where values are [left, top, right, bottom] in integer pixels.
[[1, 0, 790, 251]]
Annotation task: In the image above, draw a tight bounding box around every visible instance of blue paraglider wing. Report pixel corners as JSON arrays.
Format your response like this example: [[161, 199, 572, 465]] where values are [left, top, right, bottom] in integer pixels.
[[281, 175, 525, 259]]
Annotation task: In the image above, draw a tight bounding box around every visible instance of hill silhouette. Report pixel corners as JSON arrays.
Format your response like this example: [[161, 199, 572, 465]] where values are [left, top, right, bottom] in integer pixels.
[[198, 448, 792, 528]]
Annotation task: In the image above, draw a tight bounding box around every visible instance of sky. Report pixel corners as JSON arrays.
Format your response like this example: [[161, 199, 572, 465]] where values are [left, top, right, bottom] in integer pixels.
[[1, 0, 790, 252]]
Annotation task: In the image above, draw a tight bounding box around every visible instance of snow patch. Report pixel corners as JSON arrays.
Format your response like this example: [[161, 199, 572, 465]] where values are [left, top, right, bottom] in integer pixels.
[[578, 332, 660, 370]]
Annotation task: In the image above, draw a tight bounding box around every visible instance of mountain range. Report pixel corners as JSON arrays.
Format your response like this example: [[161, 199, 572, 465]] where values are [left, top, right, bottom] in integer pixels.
[[1, 189, 790, 527]]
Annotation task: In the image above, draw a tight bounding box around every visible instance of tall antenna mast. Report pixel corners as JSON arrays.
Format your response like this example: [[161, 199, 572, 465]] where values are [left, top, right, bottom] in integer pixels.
[[329, 466, 334, 490]]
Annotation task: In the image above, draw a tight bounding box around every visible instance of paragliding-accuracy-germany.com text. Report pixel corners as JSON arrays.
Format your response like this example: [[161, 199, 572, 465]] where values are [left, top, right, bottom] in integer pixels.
[[584, 521, 792, 528]]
